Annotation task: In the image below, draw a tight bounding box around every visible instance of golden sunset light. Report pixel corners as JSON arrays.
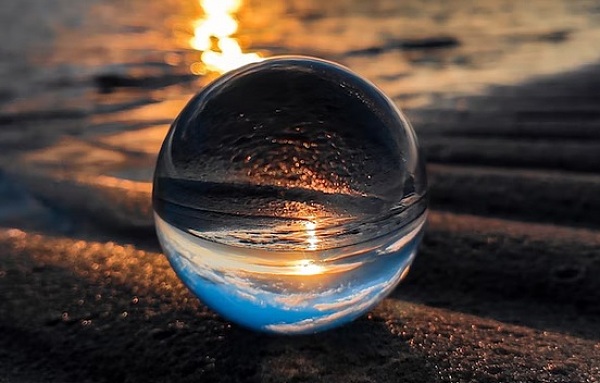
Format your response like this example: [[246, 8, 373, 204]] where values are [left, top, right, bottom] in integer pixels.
[[190, 0, 262, 74]]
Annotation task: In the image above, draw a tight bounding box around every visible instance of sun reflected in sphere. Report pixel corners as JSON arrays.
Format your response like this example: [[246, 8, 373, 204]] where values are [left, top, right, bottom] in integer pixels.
[[294, 259, 324, 276], [304, 221, 319, 251]]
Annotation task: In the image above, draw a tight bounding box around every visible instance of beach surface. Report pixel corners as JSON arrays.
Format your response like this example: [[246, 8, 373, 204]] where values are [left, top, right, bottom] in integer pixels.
[[1, 0, 599, 381]]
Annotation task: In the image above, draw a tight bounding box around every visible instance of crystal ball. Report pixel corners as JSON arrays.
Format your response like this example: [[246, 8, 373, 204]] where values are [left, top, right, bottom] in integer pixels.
[[153, 56, 427, 334]]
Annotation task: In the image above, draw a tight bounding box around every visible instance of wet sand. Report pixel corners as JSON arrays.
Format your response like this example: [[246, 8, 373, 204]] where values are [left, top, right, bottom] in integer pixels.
[[1, 0, 600, 381]]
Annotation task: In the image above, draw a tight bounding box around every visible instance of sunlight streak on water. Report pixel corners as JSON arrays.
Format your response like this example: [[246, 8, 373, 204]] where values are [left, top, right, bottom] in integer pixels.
[[190, 0, 262, 74]]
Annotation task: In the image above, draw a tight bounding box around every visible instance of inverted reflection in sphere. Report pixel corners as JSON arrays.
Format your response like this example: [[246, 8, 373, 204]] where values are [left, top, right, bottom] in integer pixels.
[[153, 57, 427, 334]]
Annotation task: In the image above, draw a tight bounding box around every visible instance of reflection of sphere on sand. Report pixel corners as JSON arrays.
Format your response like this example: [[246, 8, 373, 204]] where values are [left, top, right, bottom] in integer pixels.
[[153, 57, 427, 333]]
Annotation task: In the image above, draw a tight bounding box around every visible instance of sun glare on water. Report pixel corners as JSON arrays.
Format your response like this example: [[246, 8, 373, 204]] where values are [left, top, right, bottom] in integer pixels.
[[190, 0, 262, 74]]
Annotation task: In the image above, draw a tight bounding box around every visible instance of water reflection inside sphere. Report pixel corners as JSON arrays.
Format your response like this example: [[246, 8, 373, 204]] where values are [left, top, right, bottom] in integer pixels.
[[153, 56, 427, 334]]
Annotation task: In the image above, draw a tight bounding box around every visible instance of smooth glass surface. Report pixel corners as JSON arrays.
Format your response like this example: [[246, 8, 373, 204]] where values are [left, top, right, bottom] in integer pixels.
[[153, 57, 427, 334]]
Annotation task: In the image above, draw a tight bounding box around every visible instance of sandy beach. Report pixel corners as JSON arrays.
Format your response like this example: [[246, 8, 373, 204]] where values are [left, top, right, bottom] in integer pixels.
[[1, 0, 599, 381]]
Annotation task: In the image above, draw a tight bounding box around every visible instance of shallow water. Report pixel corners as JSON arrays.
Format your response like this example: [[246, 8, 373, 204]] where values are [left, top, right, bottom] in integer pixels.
[[3, 0, 600, 124]]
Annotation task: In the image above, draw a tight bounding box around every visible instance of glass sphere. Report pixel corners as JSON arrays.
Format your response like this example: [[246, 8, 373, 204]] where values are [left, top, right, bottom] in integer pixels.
[[153, 56, 427, 334]]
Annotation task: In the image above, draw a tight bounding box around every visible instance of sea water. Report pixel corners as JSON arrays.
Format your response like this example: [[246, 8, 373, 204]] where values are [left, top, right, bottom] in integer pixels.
[[153, 57, 427, 334]]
